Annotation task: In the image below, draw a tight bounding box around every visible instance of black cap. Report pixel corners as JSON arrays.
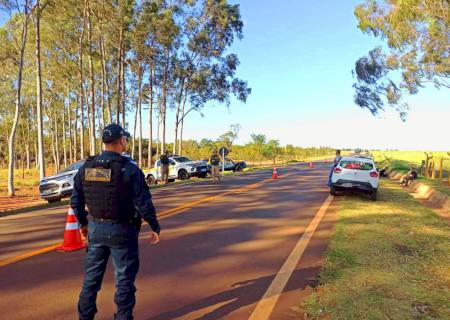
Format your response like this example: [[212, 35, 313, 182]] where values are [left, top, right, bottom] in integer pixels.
[[102, 124, 130, 143]]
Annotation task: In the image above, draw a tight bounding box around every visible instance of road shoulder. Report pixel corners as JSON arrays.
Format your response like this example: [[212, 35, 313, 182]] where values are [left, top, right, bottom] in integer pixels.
[[302, 179, 450, 319]]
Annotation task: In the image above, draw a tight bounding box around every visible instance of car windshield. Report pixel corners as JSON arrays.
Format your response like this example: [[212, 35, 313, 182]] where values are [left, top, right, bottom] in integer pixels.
[[59, 161, 85, 173], [339, 160, 373, 170], [172, 157, 191, 163]]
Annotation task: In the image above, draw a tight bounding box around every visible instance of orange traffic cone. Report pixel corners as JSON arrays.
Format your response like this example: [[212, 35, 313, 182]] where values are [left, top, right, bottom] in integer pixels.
[[309, 162, 315, 169], [57, 207, 86, 252], [272, 167, 279, 179]]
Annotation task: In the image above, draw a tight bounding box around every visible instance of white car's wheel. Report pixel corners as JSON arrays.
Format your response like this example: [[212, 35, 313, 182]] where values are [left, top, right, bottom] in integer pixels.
[[178, 169, 189, 180], [370, 189, 377, 201], [330, 186, 336, 196]]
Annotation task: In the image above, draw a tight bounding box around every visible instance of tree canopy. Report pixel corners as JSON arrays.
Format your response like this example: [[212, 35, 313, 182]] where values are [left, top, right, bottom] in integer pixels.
[[353, 0, 449, 119]]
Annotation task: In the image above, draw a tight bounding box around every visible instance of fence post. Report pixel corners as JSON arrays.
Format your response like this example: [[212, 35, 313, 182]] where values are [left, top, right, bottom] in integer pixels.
[[439, 158, 443, 180], [424, 153, 429, 177], [431, 160, 436, 179], [448, 153, 450, 186]]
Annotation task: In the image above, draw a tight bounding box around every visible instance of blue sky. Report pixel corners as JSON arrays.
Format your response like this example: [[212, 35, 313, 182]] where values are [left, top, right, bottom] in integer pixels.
[[2, 1, 449, 150], [177, 0, 449, 150]]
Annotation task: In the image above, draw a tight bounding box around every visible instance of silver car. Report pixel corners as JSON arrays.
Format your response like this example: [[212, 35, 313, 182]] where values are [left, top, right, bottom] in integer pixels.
[[39, 160, 85, 203]]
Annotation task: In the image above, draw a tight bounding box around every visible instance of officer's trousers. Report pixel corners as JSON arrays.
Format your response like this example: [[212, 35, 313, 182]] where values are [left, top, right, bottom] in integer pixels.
[[78, 221, 139, 320]]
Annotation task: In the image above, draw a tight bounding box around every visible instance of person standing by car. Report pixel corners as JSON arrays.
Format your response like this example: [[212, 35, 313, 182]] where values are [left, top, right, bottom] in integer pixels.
[[210, 150, 221, 183], [328, 149, 342, 187], [71, 123, 161, 320], [160, 150, 170, 184]]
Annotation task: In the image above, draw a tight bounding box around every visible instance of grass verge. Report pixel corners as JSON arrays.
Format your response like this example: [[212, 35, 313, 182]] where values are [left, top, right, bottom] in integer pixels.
[[0, 199, 70, 218], [303, 179, 450, 319], [375, 157, 450, 197]]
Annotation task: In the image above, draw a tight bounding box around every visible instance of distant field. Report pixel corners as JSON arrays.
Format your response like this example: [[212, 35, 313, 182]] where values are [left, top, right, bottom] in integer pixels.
[[372, 151, 450, 165], [372, 151, 450, 170]]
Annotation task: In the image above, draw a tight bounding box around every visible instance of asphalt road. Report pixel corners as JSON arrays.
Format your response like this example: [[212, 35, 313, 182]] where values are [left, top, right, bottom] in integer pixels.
[[0, 163, 337, 320]]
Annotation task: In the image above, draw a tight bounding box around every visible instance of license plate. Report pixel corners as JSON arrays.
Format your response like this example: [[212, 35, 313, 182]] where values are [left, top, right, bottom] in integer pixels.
[[41, 190, 53, 196], [201, 168, 206, 172], [342, 183, 353, 188]]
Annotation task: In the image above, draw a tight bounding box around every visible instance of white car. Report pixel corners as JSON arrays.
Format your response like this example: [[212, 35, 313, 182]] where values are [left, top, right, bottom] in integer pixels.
[[145, 156, 208, 185], [39, 160, 85, 203], [330, 156, 379, 200]]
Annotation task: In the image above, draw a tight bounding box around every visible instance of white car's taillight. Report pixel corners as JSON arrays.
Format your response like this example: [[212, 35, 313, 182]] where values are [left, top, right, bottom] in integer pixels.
[[370, 171, 379, 178], [334, 167, 342, 173]]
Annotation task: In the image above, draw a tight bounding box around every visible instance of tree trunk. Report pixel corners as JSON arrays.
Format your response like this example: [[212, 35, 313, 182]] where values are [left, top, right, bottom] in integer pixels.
[[54, 111, 60, 172], [138, 67, 143, 167], [8, 3, 28, 196], [25, 113, 30, 169], [35, 0, 45, 180], [132, 95, 138, 159], [83, 85, 90, 149], [87, 0, 95, 156], [20, 120, 27, 173], [50, 113, 57, 175], [148, 66, 154, 168], [121, 49, 126, 128], [62, 99, 67, 168], [34, 140, 38, 169], [161, 50, 169, 153], [178, 96, 187, 156], [98, 0, 111, 125], [173, 78, 185, 155], [68, 83, 73, 164], [99, 34, 106, 129], [74, 95, 79, 161], [156, 98, 160, 159], [116, 26, 123, 124], [78, 2, 87, 160], [80, 86, 85, 160]]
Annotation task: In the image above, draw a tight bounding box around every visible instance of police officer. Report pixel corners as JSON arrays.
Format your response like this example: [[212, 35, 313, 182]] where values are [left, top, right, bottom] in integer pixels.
[[71, 123, 160, 320], [209, 150, 221, 183]]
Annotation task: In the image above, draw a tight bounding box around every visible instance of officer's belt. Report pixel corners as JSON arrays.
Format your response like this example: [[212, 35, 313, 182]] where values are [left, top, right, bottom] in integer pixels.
[[92, 217, 134, 224]]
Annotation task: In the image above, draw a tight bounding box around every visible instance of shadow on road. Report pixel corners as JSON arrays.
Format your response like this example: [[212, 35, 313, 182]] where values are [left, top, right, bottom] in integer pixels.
[[146, 267, 318, 320]]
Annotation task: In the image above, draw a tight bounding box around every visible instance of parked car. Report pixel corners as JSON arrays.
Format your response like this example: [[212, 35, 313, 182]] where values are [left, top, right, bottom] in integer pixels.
[[204, 158, 247, 173], [145, 156, 208, 185], [39, 160, 85, 203], [330, 156, 379, 200]]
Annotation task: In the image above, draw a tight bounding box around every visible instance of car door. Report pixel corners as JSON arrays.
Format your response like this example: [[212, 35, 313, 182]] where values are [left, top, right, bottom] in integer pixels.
[[155, 160, 161, 179], [169, 159, 177, 178]]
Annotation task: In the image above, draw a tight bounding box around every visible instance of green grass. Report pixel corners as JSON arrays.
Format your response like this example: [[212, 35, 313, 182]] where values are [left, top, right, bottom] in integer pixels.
[[303, 179, 450, 319]]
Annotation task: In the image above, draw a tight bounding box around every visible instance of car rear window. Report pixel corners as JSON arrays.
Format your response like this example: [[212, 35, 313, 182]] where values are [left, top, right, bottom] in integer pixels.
[[339, 160, 374, 170]]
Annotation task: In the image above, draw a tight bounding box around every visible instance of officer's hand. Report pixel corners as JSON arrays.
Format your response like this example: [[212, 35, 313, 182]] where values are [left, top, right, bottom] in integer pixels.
[[149, 231, 160, 245], [80, 225, 88, 240]]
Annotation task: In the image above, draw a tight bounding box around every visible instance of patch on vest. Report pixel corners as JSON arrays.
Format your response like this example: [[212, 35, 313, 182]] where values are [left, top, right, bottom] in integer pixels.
[[85, 168, 112, 182]]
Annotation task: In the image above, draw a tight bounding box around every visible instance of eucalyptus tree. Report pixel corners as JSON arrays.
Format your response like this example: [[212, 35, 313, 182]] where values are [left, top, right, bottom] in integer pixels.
[[172, 0, 250, 155], [2, 0, 31, 196], [353, 0, 449, 119]]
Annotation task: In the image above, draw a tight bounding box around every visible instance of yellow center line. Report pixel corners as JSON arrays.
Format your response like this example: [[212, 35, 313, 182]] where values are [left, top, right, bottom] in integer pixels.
[[0, 244, 60, 267], [0, 171, 297, 267]]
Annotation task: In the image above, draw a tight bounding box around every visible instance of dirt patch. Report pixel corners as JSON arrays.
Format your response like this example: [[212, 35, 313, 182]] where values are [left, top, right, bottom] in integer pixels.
[[0, 187, 46, 213]]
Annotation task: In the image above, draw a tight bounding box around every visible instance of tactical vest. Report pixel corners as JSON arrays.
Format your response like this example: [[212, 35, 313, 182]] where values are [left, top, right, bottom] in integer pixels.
[[211, 155, 220, 166], [82, 155, 134, 222]]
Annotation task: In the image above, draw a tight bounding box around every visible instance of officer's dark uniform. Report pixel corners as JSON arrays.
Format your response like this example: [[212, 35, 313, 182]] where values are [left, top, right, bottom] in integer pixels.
[[71, 125, 160, 320]]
